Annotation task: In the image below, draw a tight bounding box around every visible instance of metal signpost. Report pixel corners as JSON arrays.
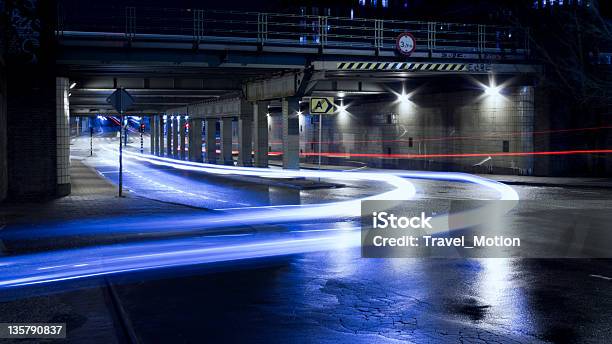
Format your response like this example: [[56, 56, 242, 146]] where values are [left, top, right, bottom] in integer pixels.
[[140, 121, 144, 154], [310, 97, 335, 171], [107, 88, 135, 197], [89, 127, 94, 156]]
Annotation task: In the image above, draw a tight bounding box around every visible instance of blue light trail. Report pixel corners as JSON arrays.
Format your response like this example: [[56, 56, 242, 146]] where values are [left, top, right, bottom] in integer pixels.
[[0, 147, 518, 291]]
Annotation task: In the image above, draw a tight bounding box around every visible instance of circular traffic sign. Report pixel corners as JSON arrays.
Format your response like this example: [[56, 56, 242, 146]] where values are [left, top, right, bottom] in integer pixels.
[[396, 33, 416, 56]]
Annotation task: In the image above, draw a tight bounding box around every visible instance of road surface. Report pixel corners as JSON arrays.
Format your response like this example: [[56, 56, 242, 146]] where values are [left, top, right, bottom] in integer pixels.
[[0, 134, 610, 343]]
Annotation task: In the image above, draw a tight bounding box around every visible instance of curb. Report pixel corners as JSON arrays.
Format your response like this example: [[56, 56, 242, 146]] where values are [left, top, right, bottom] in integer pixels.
[[494, 180, 612, 189]]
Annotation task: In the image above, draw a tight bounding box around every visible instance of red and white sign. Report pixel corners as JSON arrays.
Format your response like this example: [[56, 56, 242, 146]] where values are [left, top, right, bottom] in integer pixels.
[[396, 33, 416, 56]]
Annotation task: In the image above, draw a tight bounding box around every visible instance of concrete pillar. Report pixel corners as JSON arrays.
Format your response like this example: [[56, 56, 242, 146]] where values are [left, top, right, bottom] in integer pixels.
[[205, 118, 217, 163], [166, 116, 172, 157], [189, 118, 203, 162], [179, 116, 187, 160], [158, 115, 164, 156], [187, 118, 193, 161], [253, 102, 269, 168], [282, 97, 300, 170], [238, 114, 253, 166], [56, 77, 71, 196], [172, 116, 179, 158], [150, 115, 156, 155], [82, 117, 91, 134], [220, 117, 233, 165]]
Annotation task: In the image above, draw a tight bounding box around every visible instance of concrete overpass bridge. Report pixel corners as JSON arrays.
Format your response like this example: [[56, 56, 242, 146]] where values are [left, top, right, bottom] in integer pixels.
[[57, 4, 542, 175]]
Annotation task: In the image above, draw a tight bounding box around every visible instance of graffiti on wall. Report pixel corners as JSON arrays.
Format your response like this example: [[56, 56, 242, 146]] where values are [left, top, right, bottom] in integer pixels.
[[4, 0, 41, 64]]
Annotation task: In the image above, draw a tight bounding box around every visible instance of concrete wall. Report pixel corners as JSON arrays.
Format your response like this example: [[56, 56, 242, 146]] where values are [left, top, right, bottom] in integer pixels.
[[269, 87, 536, 175], [4, 0, 62, 199], [0, 58, 6, 202], [6, 74, 58, 199]]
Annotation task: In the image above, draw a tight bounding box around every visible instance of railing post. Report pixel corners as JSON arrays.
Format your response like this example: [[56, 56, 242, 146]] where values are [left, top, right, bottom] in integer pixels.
[[193, 9, 204, 49], [125, 6, 136, 44], [374, 19, 383, 55], [477, 24, 485, 58], [258, 13, 268, 46], [427, 22, 436, 57], [525, 27, 531, 59], [318, 16, 328, 51], [57, 2, 65, 37]]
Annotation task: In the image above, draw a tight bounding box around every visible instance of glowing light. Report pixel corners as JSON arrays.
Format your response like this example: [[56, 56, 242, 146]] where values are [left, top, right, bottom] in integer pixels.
[[337, 98, 348, 114], [69, 82, 77, 89], [484, 84, 502, 97], [337, 91, 346, 98], [297, 111, 303, 116], [397, 91, 410, 103]]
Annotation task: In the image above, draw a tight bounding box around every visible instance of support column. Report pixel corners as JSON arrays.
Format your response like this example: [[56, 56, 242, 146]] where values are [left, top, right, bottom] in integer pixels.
[[220, 117, 233, 165], [187, 118, 193, 161], [172, 116, 179, 158], [253, 102, 269, 168], [190, 118, 203, 162], [282, 97, 300, 170], [238, 114, 253, 166], [56, 77, 71, 196], [150, 115, 156, 155], [166, 116, 172, 157], [179, 116, 186, 160], [158, 115, 164, 156], [205, 118, 217, 163]]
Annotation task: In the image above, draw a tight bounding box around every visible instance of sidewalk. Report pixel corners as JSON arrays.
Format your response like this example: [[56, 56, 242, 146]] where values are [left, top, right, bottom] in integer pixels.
[[272, 161, 612, 189], [478, 174, 612, 189], [0, 159, 199, 225]]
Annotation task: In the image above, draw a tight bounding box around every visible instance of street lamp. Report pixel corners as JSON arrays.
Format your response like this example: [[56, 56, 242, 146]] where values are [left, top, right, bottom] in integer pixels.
[[397, 90, 410, 103], [484, 84, 502, 97]]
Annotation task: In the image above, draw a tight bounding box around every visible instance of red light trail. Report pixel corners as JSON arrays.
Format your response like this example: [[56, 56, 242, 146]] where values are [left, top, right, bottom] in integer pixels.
[[269, 125, 612, 146], [269, 149, 612, 159]]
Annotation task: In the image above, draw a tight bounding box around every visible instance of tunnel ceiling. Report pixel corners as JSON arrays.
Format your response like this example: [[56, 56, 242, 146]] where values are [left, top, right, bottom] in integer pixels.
[[65, 66, 283, 115]]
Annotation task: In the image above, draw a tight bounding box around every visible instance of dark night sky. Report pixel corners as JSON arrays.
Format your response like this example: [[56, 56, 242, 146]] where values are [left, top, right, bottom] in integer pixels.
[[57, 0, 611, 23]]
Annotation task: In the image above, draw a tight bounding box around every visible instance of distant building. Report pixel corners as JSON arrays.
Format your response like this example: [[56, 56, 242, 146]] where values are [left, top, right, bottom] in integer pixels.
[[532, 0, 597, 10]]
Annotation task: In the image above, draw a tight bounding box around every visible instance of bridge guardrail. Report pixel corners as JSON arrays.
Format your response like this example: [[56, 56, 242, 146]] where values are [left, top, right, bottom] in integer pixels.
[[56, 4, 530, 59]]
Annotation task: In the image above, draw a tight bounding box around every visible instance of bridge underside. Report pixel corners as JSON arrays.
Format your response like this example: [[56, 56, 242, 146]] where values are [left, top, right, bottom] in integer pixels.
[[60, 46, 540, 115], [56, 11, 546, 187]]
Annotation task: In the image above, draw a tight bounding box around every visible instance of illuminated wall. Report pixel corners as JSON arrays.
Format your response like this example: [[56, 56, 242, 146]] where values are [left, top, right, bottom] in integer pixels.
[[269, 87, 536, 175]]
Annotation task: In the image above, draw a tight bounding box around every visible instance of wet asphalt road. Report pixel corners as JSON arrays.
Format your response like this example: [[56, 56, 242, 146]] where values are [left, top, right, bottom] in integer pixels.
[[0, 136, 611, 343]]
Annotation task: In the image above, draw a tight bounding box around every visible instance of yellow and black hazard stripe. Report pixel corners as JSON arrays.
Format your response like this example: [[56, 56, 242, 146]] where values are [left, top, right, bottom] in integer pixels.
[[336, 62, 468, 72]]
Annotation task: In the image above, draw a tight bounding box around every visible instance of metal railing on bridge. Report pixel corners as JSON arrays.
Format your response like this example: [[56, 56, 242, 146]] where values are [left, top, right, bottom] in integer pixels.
[[56, 4, 530, 59]]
